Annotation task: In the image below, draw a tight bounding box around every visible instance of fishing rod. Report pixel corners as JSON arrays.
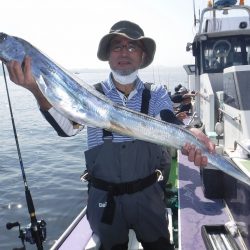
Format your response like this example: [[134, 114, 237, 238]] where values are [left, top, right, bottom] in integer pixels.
[[2, 62, 46, 250]]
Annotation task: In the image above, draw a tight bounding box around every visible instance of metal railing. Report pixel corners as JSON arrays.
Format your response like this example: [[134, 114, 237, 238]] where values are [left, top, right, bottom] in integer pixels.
[[219, 108, 241, 122]]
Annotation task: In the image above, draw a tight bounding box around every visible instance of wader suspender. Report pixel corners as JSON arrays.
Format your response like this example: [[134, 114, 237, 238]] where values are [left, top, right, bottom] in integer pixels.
[[94, 83, 113, 138], [91, 82, 158, 225]]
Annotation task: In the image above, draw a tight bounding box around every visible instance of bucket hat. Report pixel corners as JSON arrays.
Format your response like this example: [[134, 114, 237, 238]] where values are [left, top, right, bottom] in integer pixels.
[[178, 87, 188, 94], [97, 20, 156, 68]]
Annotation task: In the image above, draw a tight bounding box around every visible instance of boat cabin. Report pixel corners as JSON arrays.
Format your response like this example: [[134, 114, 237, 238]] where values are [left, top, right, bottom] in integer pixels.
[[191, 5, 250, 75]]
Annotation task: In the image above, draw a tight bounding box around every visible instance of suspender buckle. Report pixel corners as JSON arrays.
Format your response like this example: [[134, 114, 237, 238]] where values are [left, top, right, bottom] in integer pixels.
[[155, 169, 163, 182]]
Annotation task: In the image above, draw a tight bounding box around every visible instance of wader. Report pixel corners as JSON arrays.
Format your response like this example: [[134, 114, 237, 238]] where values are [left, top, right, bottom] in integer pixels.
[[84, 84, 174, 250]]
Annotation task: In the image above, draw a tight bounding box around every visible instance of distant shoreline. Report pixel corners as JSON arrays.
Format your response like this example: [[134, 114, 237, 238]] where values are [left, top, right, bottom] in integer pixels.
[[0, 66, 188, 92]]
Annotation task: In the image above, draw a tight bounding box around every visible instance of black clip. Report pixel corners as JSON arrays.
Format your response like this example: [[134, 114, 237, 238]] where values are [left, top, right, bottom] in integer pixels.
[[155, 169, 163, 182], [80, 170, 91, 182]]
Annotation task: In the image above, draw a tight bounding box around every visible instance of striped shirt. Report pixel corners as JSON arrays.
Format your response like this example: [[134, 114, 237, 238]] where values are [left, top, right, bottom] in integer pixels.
[[43, 73, 173, 149]]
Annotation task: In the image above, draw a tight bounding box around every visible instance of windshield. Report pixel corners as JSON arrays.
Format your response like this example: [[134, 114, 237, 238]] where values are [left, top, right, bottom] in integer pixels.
[[201, 36, 250, 73], [224, 70, 250, 110]]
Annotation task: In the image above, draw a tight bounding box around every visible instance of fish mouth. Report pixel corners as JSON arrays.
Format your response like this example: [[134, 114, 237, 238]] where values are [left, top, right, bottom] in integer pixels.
[[0, 33, 7, 43]]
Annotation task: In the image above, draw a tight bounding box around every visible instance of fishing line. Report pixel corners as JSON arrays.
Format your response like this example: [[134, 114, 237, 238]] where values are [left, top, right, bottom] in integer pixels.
[[2, 62, 46, 250], [2, 63, 28, 187]]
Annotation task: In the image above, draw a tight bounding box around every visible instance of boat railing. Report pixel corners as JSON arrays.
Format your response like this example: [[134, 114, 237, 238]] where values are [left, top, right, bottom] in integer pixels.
[[198, 5, 250, 35], [234, 140, 250, 156], [218, 108, 241, 122], [50, 207, 89, 250]]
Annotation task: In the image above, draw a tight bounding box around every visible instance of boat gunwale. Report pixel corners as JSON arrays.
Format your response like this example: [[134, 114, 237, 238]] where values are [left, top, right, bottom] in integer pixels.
[[50, 206, 88, 250]]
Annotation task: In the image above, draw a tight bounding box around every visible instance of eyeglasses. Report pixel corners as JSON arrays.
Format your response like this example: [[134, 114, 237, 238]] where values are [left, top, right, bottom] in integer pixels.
[[110, 43, 143, 53]]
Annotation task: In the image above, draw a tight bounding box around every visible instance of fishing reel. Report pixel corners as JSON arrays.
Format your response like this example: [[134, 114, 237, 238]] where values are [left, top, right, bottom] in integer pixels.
[[6, 220, 46, 249]]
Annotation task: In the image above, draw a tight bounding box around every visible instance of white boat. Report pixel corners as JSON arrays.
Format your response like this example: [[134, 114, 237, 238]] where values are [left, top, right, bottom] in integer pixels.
[[51, 1, 250, 249]]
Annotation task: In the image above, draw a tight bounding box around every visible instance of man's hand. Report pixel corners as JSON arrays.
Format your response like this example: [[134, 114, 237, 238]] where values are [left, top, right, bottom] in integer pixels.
[[6, 56, 52, 111], [7, 56, 37, 92], [176, 111, 188, 121], [182, 127, 215, 167]]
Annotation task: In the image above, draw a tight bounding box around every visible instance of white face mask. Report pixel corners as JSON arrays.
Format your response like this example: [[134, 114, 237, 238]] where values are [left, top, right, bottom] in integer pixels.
[[111, 70, 138, 85]]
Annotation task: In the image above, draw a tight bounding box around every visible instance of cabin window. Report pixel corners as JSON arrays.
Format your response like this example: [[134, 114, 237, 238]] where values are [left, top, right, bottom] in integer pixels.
[[235, 71, 250, 110], [201, 36, 250, 74], [224, 71, 250, 110], [223, 73, 240, 109]]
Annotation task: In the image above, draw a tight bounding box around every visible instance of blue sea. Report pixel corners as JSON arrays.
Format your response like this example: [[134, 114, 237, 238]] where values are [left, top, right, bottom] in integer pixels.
[[0, 67, 187, 249]]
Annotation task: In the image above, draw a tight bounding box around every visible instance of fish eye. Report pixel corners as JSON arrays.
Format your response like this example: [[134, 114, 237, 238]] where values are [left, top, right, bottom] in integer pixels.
[[0, 33, 7, 42]]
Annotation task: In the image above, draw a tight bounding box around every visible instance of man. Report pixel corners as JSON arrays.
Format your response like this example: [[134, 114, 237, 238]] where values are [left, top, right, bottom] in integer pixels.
[[7, 21, 214, 250], [172, 87, 196, 122], [170, 84, 183, 103], [176, 95, 193, 115], [171, 86, 188, 104]]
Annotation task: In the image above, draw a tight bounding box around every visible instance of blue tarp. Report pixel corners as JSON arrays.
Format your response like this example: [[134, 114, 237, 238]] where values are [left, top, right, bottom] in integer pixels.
[[214, 0, 237, 7]]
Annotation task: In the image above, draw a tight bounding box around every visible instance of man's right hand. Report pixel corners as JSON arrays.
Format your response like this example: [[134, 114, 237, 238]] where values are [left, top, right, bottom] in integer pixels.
[[6, 56, 37, 92], [6, 56, 52, 111], [176, 111, 188, 121]]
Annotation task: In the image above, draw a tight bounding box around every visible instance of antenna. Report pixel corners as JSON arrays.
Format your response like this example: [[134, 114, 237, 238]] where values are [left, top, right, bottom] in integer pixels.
[[193, 0, 197, 26]]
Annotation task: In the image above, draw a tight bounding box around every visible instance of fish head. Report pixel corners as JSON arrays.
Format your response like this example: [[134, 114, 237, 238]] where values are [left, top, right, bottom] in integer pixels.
[[0, 33, 25, 64]]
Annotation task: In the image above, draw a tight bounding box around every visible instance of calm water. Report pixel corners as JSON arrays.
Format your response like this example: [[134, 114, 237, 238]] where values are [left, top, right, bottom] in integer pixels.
[[0, 67, 186, 250]]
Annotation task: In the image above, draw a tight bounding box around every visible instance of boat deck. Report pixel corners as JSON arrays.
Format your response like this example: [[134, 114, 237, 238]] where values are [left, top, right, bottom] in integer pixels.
[[178, 153, 231, 249]]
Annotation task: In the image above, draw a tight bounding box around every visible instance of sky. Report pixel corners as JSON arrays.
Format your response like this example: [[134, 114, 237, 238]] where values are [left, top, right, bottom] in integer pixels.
[[1, 0, 250, 70]]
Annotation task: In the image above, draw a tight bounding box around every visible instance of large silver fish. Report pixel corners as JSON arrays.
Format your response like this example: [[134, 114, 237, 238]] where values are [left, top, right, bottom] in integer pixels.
[[0, 32, 249, 185]]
